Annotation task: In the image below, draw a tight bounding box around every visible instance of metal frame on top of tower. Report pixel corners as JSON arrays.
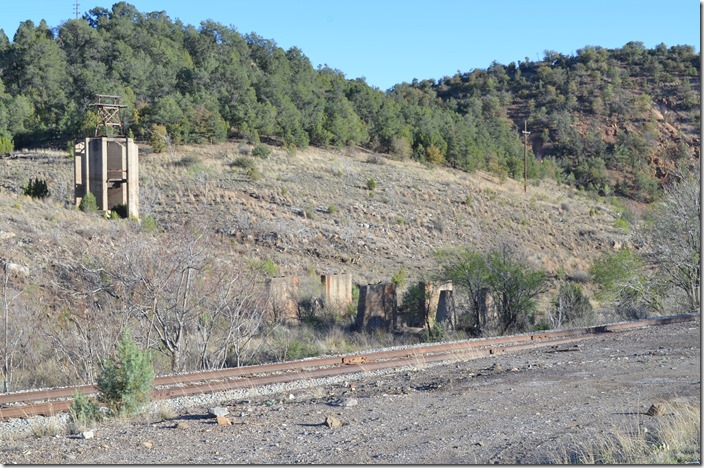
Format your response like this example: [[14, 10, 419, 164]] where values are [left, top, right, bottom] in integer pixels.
[[89, 94, 126, 137]]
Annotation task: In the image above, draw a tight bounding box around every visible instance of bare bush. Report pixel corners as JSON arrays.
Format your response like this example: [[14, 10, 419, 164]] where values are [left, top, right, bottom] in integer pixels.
[[549, 282, 594, 329], [111, 224, 270, 372], [2, 260, 29, 392], [639, 172, 700, 312], [46, 233, 135, 384]]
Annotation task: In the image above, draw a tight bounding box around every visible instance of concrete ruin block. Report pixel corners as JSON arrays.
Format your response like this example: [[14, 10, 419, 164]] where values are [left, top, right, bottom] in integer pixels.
[[75, 137, 139, 219], [478, 287, 495, 323], [356, 282, 396, 332], [435, 289, 454, 324], [320, 273, 352, 308], [422, 281, 453, 327], [266, 276, 300, 323]]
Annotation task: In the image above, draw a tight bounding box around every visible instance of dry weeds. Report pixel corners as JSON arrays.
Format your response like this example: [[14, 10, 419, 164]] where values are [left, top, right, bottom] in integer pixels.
[[553, 402, 701, 464]]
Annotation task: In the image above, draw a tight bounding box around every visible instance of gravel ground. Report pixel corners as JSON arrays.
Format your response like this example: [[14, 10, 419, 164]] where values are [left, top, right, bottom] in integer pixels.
[[1, 319, 699, 464]]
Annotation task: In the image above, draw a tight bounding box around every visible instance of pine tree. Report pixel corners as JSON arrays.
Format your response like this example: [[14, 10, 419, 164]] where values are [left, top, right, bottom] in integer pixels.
[[97, 329, 154, 417]]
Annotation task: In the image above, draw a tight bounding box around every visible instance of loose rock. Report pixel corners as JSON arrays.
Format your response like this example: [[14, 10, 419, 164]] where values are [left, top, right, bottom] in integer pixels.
[[646, 403, 666, 416], [216, 416, 232, 426], [208, 407, 229, 418], [325, 416, 342, 428], [332, 397, 358, 408]]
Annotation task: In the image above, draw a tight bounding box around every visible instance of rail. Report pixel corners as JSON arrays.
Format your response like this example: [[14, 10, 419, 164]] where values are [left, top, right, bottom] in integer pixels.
[[0, 313, 697, 420]]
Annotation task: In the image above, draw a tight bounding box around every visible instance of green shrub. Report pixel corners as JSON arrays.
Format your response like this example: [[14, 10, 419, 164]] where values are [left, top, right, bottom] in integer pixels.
[[23, 178, 49, 199], [284, 340, 320, 361], [327, 204, 338, 214], [70, 391, 102, 428], [97, 329, 154, 417], [246, 166, 263, 181], [590, 248, 642, 298], [149, 124, 168, 153], [231, 156, 256, 170], [367, 178, 376, 191], [532, 321, 551, 331], [251, 143, 271, 158], [249, 259, 278, 277], [346, 285, 360, 318], [425, 145, 445, 165], [79, 192, 98, 213], [424, 321, 448, 342], [304, 206, 316, 220], [111, 204, 128, 219], [141, 215, 157, 233], [391, 267, 408, 288], [0, 135, 13, 154], [613, 217, 630, 232], [399, 283, 427, 327]]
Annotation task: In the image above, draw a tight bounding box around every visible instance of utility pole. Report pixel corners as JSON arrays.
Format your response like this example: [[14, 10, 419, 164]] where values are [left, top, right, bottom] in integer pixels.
[[522, 121, 530, 192], [74, 0, 80, 20]]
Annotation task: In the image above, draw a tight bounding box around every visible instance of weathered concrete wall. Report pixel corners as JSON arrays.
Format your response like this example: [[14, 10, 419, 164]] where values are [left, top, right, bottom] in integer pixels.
[[356, 282, 396, 332], [423, 281, 453, 326], [107, 139, 126, 209], [125, 138, 139, 219], [435, 290, 454, 324], [320, 273, 352, 308], [266, 276, 300, 323], [75, 137, 139, 219], [479, 287, 495, 322], [88, 138, 106, 210], [74, 140, 86, 203]]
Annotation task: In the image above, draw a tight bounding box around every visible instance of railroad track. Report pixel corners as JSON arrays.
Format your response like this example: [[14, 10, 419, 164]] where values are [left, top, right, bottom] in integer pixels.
[[0, 313, 697, 421]]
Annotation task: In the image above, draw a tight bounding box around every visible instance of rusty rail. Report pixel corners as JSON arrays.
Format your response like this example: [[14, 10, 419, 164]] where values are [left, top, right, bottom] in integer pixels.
[[0, 313, 697, 420]]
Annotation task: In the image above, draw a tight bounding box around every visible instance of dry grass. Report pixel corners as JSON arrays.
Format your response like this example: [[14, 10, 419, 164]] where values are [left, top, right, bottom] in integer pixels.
[[5, 143, 616, 272], [552, 402, 700, 464], [29, 416, 67, 438], [152, 400, 177, 422]]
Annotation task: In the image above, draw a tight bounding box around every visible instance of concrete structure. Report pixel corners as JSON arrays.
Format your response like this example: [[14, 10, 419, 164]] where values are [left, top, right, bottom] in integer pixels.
[[356, 282, 396, 332], [422, 281, 453, 327], [320, 273, 352, 308], [266, 276, 300, 323], [435, 290, 455, 325], [74, 137, 139, 219]]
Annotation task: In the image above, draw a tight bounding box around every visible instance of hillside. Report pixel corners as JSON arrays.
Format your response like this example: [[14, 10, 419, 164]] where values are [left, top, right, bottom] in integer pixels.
[[1, 143, 629, 288], [3, 138, 699, 394]]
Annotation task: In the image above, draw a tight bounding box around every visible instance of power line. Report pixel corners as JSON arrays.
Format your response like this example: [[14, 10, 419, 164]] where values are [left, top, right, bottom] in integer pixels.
[[522, 121, 530, 193]]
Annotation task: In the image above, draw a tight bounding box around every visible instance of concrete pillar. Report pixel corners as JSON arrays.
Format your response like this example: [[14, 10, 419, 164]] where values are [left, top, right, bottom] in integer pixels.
[[356, 282, 396, 332], [320, 273, 352, 308], [421, 281, 453, 327], [266, 276, 300, 323], [125, 137, 139, 219], [435, 290, 453, 324], [74, 140, 87, 205]]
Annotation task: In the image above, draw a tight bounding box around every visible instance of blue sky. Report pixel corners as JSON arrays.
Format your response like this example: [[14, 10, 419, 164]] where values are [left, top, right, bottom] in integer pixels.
[[0, 0, 700, 91]]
